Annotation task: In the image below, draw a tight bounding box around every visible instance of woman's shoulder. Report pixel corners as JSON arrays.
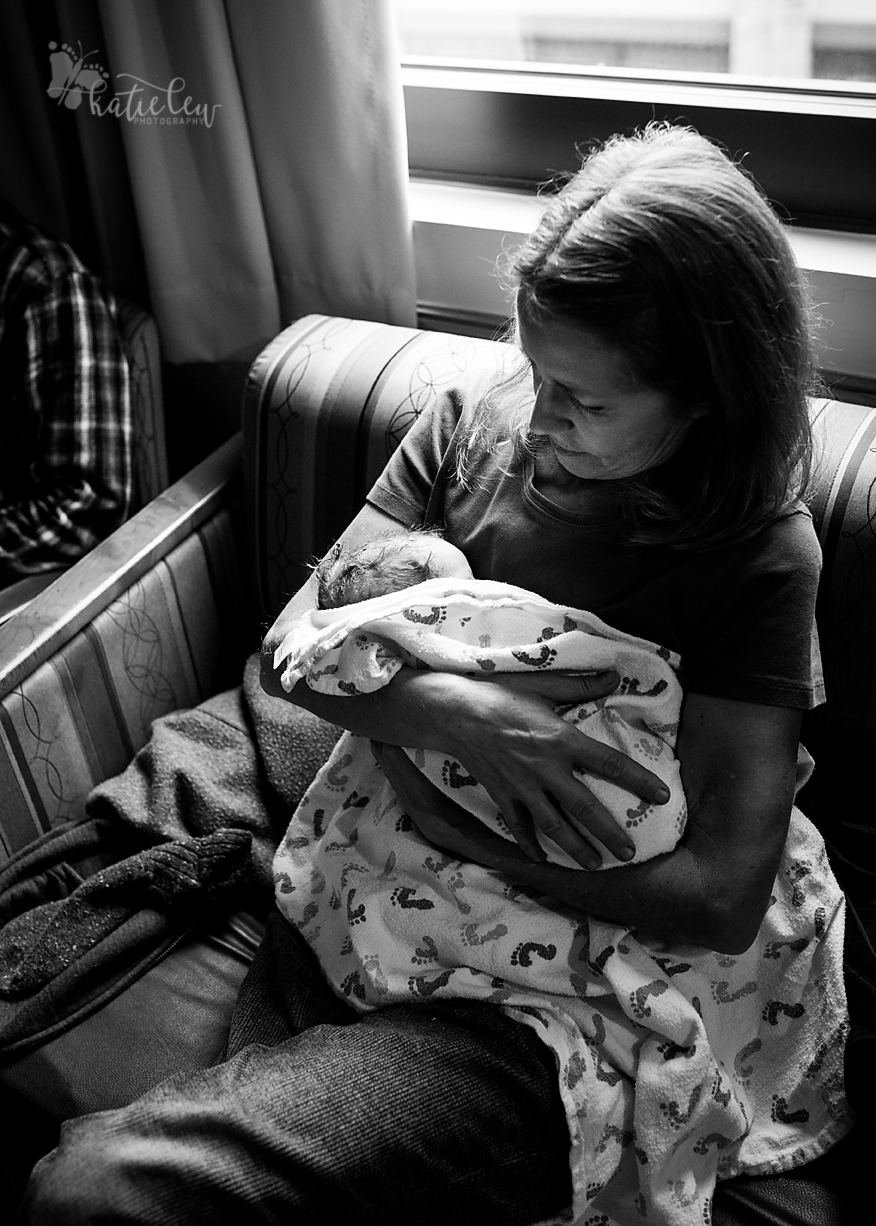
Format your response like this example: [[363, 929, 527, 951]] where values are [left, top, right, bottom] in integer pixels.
[[741, 503, 822, 573]]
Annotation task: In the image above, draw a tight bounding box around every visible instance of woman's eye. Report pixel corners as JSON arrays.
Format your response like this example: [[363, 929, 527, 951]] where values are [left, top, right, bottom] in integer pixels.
[[569, 394, 606, 415]]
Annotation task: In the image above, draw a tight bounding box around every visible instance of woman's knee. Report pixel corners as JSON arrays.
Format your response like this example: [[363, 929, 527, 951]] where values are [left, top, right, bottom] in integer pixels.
[[20, 1114, 166, 1225], [19, 1096, 265, 1226]]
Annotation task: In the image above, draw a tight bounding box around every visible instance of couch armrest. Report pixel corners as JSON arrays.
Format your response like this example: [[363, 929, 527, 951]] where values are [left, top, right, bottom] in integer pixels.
[[0, 435, 251, 863]]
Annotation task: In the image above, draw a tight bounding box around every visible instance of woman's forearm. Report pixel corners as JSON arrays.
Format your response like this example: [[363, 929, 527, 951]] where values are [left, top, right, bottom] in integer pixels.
[[476, 832, 716, 950], [262, 657, 463, 753], [404, 795, 766, 955]]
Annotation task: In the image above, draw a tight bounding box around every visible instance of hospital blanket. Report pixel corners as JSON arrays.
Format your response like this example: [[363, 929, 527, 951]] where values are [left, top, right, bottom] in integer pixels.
[[272, 579, 852, 1226]]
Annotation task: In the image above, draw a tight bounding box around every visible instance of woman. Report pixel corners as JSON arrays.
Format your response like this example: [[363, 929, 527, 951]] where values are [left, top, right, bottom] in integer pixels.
[[20, 125, 851, 1226]]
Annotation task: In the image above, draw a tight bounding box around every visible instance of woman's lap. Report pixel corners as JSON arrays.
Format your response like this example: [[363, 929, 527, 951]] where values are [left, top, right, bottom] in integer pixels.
[[18, 911, 573, 1226]]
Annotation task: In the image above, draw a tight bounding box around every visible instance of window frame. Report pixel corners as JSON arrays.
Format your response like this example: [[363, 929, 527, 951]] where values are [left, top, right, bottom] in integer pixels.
[[401, 58, 876, 233]]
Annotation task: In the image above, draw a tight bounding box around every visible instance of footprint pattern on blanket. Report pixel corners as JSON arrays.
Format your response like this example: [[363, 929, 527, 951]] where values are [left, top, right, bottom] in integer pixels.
[[341, 970, 366, 1000], [401, 605, 446, 625], [596, 1125, 634, 1154], [564, 1050, 588, 1090], [511, 645, 557, 669], [630, 979, 669, 1019], [346, 889, 366, 926], [274, 870, 295, 895], [447, 872, 472, 915], [712, 980, 758, 1006], [362, 954, 389, 996], [324, 754, 354, 790], [462, 922, 508, 947], [390, 886, 434, 910], [424, 852, 454, 877], [441, 759, 478, 789], [734, 1038, 763, 1083], [762, 937, 810, 959], [668, 1179, 699, 1211], [378, 852, 398, 881], [711, 1071, 732, 1107], [619, 676, 668, 698], [653, 955, 692, 977], [786, 860, 812, 907], [408, 968, 454, 997], [412, 935, 439, 965], [624, 797, 651, 828], [511, 941, 557, 967], [762, 1000, 806, 1026], [658, 1041, 697, 1062], [692, 1132, 734, 1156], [771, 1095, 810, 1125], [660, 1086, 703, 1129]]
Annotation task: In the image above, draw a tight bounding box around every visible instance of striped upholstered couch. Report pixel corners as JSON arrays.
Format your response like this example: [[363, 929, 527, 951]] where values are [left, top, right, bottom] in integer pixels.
[[0, 314, 873, 1220]]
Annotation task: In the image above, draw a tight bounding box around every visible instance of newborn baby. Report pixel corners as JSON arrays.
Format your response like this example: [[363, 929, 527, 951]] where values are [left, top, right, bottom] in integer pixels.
[[314, 529, 474, 608], [272, 527, 688, 1022], [278, 527, 686, 871]]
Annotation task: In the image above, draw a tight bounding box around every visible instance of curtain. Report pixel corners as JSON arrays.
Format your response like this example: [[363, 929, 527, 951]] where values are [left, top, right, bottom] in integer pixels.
[[2, 0, 416, 365], [0, 0, 148, 304]]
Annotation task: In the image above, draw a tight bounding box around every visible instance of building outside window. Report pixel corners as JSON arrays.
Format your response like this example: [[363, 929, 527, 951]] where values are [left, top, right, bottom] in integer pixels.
[[391, 0, 876, 85]]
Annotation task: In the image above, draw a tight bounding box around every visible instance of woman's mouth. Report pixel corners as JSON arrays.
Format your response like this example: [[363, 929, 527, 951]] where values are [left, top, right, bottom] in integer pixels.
[[553, 442, 590, 459]]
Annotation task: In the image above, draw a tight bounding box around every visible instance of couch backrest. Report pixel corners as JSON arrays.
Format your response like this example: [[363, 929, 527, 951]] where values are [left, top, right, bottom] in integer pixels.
[[244, 314, 876, 832]]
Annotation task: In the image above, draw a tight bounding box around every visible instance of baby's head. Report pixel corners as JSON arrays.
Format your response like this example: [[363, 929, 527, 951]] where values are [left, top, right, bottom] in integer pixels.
[[315, 530, 473, 610]]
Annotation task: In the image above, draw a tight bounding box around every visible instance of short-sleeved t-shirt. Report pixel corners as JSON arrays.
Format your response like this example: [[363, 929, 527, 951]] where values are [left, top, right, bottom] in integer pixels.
[[366, 388, 824, 710]]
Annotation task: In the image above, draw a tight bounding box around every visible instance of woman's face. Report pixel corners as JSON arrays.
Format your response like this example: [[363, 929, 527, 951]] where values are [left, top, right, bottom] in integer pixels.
[[519, 310, 705, 482]]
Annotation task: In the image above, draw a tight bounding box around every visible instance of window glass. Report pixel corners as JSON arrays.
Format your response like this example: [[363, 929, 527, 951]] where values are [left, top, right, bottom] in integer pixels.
[[391, 0, 876, 86]]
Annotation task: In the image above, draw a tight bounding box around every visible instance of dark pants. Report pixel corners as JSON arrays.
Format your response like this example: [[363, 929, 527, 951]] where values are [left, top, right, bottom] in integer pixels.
[[17, 909, 573, 1226]]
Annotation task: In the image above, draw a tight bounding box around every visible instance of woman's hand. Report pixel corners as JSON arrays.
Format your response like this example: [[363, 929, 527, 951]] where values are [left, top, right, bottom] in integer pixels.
[[426, 669, 668, 870], [375, 695, 804, 955], [371, 741, 508, 866]]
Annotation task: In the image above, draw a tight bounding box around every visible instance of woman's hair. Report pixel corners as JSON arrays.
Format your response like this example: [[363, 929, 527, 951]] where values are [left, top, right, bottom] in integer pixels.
[[457, 123, 821, 550]]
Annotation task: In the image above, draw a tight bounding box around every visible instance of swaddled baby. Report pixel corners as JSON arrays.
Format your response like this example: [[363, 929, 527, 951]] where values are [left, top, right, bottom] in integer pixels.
[[276, 527, 686, 871], [271, 528, 688, 1010]]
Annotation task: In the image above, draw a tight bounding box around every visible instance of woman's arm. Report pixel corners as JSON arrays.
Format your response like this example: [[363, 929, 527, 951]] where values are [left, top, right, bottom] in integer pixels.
[[260, 504, 670, 869], [373, 692, 802, 954]]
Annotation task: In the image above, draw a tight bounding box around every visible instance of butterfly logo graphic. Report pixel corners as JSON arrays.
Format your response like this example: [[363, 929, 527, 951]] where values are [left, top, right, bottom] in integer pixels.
[[47, 40, 110, 110]]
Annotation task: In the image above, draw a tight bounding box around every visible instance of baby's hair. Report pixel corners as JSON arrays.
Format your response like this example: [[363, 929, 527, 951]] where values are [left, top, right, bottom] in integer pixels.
[[314, 528, 448, 609], [456, 123, 820, 551]]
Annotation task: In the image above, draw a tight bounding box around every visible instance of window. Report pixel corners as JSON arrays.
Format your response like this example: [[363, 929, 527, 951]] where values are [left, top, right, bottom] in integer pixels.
[[392, 1, 876, 86], [392, 1, 876, 232], [393, 2, 876, 395]]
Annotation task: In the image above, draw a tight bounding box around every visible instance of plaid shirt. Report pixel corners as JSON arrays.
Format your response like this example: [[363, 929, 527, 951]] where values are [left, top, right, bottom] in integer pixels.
[[0, 214, 132, 583]]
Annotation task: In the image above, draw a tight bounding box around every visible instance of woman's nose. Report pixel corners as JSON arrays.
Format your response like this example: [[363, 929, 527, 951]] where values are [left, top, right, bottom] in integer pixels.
[[529, 381, 572, 435]]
